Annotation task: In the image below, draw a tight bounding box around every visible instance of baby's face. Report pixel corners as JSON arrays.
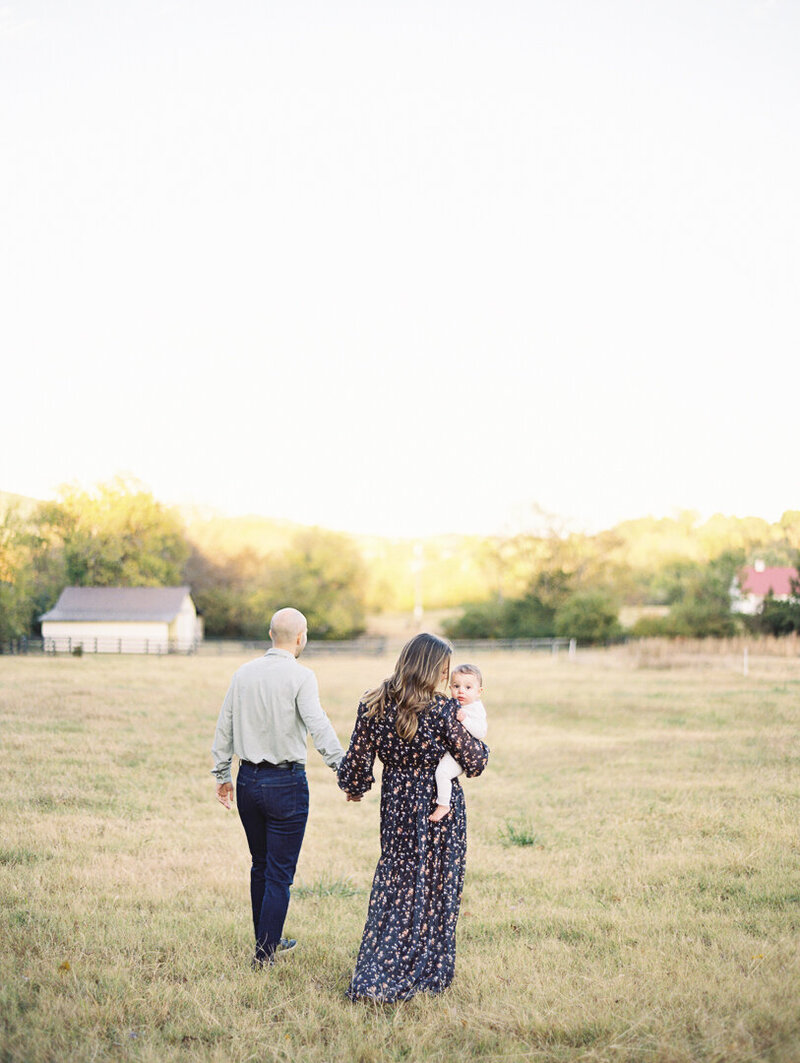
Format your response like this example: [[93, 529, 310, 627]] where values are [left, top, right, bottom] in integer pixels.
[[450, 672, 482, 706]]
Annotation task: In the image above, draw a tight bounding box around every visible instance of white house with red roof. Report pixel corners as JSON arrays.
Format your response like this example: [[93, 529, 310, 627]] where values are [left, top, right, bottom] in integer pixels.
[[730, 562, 799, 615]]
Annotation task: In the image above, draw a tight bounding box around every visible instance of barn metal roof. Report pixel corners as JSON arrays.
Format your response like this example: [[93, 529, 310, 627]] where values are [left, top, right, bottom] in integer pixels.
[[39, 586, 193, 623]]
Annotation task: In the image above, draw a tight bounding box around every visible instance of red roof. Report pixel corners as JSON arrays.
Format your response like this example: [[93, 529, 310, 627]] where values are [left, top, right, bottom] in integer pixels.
[[740, 567, 797, 597]]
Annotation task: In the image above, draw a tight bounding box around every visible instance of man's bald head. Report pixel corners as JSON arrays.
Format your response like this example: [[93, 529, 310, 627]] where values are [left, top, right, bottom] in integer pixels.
[[269, 607, 308, 655]]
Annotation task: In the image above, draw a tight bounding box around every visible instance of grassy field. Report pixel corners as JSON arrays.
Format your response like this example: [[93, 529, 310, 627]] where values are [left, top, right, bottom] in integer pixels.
[[1, 647, 799, 1063]]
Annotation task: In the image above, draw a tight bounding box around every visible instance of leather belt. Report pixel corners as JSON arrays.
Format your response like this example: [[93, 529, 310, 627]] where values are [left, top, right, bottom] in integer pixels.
[[239, 759, 300, 771]]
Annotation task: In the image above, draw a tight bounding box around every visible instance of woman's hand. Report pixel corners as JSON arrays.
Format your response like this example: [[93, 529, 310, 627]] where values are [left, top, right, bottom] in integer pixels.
[[346, 793, 362, 802]]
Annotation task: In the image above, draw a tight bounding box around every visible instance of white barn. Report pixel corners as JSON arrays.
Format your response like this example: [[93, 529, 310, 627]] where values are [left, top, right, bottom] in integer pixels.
[[40, 586, 202, 654]]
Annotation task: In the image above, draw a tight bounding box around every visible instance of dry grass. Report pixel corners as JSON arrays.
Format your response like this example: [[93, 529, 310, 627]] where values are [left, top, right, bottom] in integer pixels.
[[1, 648, 799, 1062], [625, 635, 800, 662]]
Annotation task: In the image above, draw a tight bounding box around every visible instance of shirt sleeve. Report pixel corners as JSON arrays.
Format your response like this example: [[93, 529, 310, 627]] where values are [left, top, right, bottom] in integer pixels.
[[210, 680, 235, 784], [337, 701, 377, 797], [465, 702, 488, 740], [295, 670, 345, 769], [442, 698, 489, 777]]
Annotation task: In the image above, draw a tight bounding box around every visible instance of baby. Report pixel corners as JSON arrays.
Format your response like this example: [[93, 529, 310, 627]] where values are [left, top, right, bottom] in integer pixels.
[[429, 663, 488, 822]]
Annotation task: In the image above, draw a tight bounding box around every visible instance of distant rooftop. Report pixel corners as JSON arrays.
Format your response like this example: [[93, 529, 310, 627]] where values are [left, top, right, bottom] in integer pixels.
[[40, 586, 192, 622], [739, 566, 797, 598]]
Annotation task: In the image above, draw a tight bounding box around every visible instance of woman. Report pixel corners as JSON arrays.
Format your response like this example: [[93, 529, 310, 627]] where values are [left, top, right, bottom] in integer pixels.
[[338, 633, 489, 1002]]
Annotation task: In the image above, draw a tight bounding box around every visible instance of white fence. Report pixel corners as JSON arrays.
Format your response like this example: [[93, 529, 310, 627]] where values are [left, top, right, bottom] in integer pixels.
[[3, 635, 576, 657], [452, 637, 576, 656], [41, 636, 199, 655]]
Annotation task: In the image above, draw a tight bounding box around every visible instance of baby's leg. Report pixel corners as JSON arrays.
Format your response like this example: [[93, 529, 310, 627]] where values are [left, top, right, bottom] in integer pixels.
[[430, 753, 463, 821], [435, 757, 456, 808]]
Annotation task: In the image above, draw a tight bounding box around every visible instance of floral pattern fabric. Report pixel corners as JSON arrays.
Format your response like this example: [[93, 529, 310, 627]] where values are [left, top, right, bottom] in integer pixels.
[[338, 693, 489, 1002]]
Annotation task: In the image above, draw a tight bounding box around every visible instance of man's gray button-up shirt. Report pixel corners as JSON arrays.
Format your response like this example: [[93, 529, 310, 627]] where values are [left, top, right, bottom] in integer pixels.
[[211, 648, 344, 783]]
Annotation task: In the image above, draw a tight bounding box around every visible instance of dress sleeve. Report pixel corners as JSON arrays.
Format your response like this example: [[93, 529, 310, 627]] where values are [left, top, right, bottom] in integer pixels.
[[442, 698, 489, 777], [337, 701, 377, 797]]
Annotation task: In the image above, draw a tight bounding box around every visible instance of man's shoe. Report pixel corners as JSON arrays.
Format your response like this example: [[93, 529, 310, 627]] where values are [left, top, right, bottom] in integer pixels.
[[252, 939, 297, 968]]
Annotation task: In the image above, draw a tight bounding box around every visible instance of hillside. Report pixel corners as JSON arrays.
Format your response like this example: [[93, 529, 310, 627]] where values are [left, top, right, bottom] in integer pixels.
[[4, 486, 798, 615], [0, 490, 41, 519]]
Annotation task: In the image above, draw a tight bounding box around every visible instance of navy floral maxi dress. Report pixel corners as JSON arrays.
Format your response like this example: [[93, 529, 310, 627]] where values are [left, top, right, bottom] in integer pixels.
[[338, 693, 489, 1002]]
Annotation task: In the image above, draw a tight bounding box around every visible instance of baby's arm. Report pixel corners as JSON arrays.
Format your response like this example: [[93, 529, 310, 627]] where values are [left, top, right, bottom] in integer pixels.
[[458, 702, 488, 740]]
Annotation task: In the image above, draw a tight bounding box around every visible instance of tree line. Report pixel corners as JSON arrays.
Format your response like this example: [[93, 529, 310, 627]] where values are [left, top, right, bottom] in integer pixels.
[[0, 478, 367, 643], [442, 514, 800, 642], [1, 480, 799, 645], [364, 509, 800, 640]]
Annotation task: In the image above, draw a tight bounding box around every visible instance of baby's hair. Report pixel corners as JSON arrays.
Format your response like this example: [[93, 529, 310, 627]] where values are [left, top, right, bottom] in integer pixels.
[[451, 663, 482, 685]]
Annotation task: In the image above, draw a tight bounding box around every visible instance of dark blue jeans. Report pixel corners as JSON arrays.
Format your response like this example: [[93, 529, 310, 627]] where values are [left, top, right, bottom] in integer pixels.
[[236, 762, 309, 960]]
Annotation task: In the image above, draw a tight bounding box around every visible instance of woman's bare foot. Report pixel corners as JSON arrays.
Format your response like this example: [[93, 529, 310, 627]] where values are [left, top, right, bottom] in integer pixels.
[[429, 804, 450, 822]]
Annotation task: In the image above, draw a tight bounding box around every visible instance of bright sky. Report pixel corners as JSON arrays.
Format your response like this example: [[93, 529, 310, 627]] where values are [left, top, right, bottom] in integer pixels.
[[2, 0, 798, 538]]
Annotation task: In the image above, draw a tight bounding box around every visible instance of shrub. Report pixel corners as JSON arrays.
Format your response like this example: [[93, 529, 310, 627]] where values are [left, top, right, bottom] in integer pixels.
[[751, 593, 800, 636], [442, 599, 507, 639], [502, 594, 557, 637], [554, 591, 622, 644], [442, 594, 556, 639], [667, 596, 739, 638], [629, 615, 672, 638]]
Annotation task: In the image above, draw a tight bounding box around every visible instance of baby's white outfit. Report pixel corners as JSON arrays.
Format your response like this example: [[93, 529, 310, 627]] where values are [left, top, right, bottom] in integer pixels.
[[434, 699, 488, 809]]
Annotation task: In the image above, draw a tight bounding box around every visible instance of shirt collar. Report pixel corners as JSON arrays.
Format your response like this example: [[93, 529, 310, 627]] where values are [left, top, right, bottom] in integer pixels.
[[264, 647, 296, 660]]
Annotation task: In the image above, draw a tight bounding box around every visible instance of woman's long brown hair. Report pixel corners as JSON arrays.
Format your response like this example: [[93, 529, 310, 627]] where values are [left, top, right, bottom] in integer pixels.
[[363, 633, 452, 740]]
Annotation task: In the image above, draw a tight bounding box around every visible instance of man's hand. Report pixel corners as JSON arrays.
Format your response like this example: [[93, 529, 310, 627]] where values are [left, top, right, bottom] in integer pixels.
[[216, 782, 234, 809], [346, 793, 362, 802]]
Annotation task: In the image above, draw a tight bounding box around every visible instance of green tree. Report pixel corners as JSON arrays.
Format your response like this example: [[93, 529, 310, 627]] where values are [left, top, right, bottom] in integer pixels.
[[183, 546, 270, 638], [442, 590, 557, 639], [503, 593, 557, 637], [657, 550, 744, 638], [0, 504, 35, 641], [778, 511, 800, 551], [186, 529, 368, 640], [273, 528, 367, 639], [753, 592, 800, 636], [554, 590, 622, 644], [32, 477, 190, 594], [442, 599, 507, 639]]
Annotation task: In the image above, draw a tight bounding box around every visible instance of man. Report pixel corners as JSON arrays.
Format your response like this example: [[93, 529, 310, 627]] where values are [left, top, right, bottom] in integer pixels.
[[211, 607, 345, 967]]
